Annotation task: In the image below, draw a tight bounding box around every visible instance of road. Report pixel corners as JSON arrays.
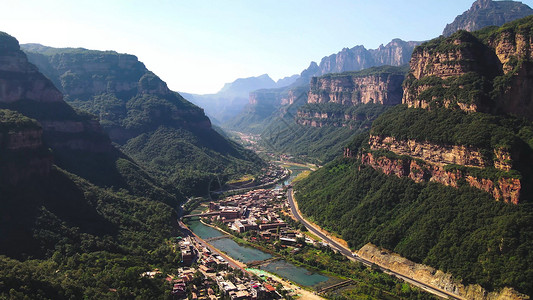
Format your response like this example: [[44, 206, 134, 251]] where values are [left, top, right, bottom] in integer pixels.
[[287, 188, 463, 300]]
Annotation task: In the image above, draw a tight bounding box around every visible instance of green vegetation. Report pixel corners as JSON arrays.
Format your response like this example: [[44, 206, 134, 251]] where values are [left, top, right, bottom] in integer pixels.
[[403, 72, 492, 108], [23, 47, 266, 196], [261, 103, 389, 164], [318, 64, 409, 79], [0, 166, 181, 299], [371, 105, 528, 150], [0, 109, 41, 132], [294, 158, 533, 295], [212, 217, 434, 299]]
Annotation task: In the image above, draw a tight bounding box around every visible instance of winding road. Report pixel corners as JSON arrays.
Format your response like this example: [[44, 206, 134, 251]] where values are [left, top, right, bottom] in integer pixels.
[[287, 188, 463, 300]]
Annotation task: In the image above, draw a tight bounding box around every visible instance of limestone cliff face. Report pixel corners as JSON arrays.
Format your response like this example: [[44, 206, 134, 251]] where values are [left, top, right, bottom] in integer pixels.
[[22, 45, 170, 99], [368, 135, 512, 170], [403, 16, 533, 120], [308, 72, 404, 106], [402, 31, 501, 112], [0, 37, 63, 103], [296, 110, 345, 128], [22, 44, 213, 144], [443, 0, 533, 37], [314, 39, 420, 77], [358, 243, 529, 300], [0, 129, 53, 185], [360, 150, 520, 204], [0, 110, 53, 185], [0, 32, 112, 153]]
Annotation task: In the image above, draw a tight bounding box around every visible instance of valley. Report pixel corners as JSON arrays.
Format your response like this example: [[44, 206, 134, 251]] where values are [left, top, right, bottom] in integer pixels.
[[2, 0, 533, 299]]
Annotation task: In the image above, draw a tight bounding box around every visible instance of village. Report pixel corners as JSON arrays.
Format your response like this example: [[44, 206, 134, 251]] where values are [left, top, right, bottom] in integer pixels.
[[173, 185, 323, 300]]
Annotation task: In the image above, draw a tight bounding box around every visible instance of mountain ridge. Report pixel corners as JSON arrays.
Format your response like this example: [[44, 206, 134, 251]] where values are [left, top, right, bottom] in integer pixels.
[[443, 0, 533, 36], [22, 43, 265, 195]]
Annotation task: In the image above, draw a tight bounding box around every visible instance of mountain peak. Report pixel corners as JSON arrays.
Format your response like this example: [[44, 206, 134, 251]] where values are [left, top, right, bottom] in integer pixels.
[[442, 0, 533, 36]]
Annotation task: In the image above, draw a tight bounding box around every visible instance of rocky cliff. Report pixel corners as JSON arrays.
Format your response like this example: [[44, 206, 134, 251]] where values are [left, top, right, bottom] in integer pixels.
[[358, 243, 529, 300], [360, 150, 520, 204], [0, 34, 111, 154], [0, 109, 52, 185], [314, 39, 420, 78], [307, 65, 406, 106], [22, 44, 211, 142], [404, 16, 533, 120], [226, 39, 419, 134], [22, 42, 264, 196], [443, 0, 533, 37]]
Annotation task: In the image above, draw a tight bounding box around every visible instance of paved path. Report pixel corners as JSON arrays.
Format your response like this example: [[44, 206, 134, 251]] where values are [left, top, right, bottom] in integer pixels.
[[287, 188, 463, 300]]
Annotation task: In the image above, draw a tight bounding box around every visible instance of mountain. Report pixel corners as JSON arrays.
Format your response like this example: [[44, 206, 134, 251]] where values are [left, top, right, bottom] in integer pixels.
[[225, 38, 421, 134], [0, 31, 182, 298], [183, 74, 297, 124], [442, 0, 533, 37], [258, 66, 408, 164], [1, 34, 175, 203], [295, 17, 533, 299], [22, 44, 265, 195]]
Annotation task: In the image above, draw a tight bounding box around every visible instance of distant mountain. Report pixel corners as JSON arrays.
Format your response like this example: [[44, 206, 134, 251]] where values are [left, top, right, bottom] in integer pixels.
[[22, 44, 264, 195], [442, 0, 533, 36], [183, 74, 297, 123], [225, 38, 420, 134]]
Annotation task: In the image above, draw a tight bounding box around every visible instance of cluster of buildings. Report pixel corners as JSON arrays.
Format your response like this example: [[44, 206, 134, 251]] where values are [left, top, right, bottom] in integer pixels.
[[209, 189, 287, 234], [207, 188, 315, 247], [254, 165, 288, 186], [173, 234, 280, 299]]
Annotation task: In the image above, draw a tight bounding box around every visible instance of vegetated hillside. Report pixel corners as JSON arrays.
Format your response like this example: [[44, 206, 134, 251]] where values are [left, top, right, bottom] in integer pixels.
[[0, 32, 183, 298], [260, 103, 389, 164], [224, 39, 420, 134], [1, 33, 177, 205], [443, 0, 533, 37], [295, 156, 533, 297], [225, 84, 309, 134], [295, 17, 533, 298], [258, 65, 405, 164], [22, 44, 265, 195]]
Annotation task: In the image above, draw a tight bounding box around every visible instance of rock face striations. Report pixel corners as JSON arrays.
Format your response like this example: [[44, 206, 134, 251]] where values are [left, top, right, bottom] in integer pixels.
[[307, 65, 407, 106], [226, 39, 420, 134], [0, 109, 52, 185], [442, 0, 533, 37], [404, 16, 533, 119], [356, 18, 533, 205], [0, 33, 111, 154], [0, 32, 179, 204]]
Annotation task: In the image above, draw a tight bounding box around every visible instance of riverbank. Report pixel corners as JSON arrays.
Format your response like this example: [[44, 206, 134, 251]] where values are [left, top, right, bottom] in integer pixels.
[[247, 268, 325, 300]]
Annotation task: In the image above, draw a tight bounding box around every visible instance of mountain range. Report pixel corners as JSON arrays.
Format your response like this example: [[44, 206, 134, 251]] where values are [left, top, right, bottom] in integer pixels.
[[295, 15, 533, 299], [22, 44, 264, 195], [182, 73, 297, 124]]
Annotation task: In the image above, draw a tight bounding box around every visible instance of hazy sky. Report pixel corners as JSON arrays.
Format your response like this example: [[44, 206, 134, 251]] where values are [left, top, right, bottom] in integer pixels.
[[2, 0, 533, 94]]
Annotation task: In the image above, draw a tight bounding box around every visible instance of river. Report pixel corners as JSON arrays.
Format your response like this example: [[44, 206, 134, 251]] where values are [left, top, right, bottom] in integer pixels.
[[186, 218, 338, 288], [185, 163, 341, 289]]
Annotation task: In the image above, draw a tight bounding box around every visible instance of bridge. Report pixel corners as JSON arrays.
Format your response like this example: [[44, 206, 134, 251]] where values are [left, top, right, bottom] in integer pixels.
[[182, 211, 220, 219], [317, 280, 354, 294], [246, 257, 281, 267], [204, 235, 232, 242]]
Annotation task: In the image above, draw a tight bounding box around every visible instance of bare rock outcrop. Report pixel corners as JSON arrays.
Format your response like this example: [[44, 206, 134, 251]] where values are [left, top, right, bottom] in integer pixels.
[[358, 243, 529, 300]]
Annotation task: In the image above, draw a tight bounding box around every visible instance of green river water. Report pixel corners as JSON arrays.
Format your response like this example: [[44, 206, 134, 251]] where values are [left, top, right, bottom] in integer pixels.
[[185, 164, 342, 288]]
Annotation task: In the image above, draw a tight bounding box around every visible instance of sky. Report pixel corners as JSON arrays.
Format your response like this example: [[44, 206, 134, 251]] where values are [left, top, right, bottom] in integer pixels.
[[2, 0, 533, 94]]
